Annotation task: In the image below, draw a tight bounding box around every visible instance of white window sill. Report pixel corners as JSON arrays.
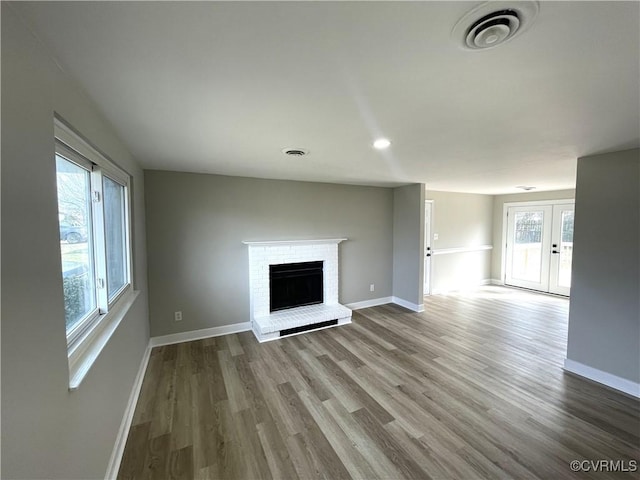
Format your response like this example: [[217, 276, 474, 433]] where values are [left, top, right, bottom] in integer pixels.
[[68, 289, 140, 391]]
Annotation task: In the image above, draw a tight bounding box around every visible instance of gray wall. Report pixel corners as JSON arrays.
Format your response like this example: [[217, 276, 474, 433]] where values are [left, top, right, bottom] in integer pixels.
[[426, 190, 494, 293], [392, 184, 425, 307], [566, 149, 639, 383], [145, 171, 394, 336], [491, 189, 576, 280], [1, 6, 149, 479]]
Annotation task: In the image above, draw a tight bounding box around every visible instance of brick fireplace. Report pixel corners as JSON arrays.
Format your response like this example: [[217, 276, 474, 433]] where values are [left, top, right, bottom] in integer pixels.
[[243, 238, 352, 342]]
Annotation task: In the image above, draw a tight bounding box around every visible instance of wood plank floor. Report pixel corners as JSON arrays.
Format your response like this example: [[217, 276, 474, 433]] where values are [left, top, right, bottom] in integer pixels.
[[118, 286, 640, 479]]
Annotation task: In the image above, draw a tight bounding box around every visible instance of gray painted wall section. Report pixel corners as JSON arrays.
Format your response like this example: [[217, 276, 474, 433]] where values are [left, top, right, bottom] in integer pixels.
[[1, 6, 150, 478], [566, 149, 640, 383], [426, 190, 493, 292], [144, 171, 394, 336], [392, 184, 425, 307]]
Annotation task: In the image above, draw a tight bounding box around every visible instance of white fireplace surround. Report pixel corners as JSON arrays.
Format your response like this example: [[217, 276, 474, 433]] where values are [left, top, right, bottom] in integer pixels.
[[243, 238, 352, 342]]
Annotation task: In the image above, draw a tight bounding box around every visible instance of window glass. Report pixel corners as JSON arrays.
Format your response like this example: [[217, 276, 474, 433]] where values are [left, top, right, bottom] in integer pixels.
[[56, 155, 96, 331], [512, 211, 544, 282], [103, 175, 127, 300]]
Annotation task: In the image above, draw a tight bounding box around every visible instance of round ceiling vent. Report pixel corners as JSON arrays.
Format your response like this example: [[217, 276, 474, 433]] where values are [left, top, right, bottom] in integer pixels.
[[282, 148, 309, 156], [452, 1, 539, 51]]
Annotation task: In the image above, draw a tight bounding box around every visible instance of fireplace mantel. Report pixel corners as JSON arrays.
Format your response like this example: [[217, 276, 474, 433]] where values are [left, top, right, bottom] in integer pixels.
[[242, 238, 347, 246]]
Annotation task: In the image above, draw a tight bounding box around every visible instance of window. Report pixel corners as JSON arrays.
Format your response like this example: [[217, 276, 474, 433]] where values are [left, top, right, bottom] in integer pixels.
[[103, 176, 128, 300], [56, 154, 97, 335], [54, 119, 135, 387]]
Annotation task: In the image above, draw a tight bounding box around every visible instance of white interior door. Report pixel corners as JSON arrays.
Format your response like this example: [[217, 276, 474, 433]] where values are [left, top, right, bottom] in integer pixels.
[[549, 204, 574, 295], [424, 201, 432, 295], [505, 205, 553, 291]]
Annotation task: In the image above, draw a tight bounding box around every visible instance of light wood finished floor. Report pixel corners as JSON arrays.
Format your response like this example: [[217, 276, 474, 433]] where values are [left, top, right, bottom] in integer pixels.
[[118, 287, 640, 479]]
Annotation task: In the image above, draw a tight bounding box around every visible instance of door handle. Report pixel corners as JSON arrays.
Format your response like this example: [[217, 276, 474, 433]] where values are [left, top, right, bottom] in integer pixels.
[[426, 254, 431, 257], [552, 250, 560, 254]]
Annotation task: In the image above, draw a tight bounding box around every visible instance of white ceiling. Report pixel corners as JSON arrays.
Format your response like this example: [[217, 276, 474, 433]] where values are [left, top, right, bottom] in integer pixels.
[[13, 1, 640, 194]]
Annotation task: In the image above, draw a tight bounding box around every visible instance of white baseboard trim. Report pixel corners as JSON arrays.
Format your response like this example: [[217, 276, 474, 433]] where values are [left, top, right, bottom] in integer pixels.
[[490, 278, 504, 285], [346, 297, 392, 310], [149, 322, 252, 347], [563, 358, 640, 398], [392, 296, 425, 312], [104, 344, 152, 480]]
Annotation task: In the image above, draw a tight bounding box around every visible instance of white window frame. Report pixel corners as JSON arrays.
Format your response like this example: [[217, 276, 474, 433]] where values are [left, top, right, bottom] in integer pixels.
[[55, 119, 137, 390]]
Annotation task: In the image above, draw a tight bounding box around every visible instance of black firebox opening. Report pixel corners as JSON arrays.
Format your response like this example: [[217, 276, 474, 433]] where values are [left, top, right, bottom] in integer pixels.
[[270, 261, 323, 312]]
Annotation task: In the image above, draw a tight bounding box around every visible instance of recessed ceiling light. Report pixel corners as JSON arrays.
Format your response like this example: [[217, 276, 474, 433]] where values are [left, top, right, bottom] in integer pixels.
[[516, 185, 536, 191], [373, 138, 391, 150]]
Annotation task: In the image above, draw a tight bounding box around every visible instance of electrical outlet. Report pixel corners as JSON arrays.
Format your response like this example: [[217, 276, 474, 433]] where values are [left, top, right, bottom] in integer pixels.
[[174, 311, 183, 322], [433, 233, 439, 241], [370, 284, 375, 292]]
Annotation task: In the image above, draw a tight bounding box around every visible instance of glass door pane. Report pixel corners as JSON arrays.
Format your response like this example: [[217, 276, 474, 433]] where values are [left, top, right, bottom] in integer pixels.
[[505, 205, 552, 291], [512, 211, 544, 282], [558, 210, 574, 287], [549, 204, 574, 295]]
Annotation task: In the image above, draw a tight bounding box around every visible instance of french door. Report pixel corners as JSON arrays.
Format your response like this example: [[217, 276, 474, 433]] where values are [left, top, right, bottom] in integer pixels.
[[549, 204, 574, 295], [505, 202, 574, 295]]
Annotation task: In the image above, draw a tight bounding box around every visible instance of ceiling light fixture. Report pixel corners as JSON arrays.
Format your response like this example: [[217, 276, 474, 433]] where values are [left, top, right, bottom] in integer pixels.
[[452, 1, 539, 51], [373, 138, 391, 150], [282, 148, 309, 156], [516, 185, 536, 191]]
